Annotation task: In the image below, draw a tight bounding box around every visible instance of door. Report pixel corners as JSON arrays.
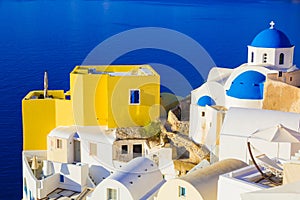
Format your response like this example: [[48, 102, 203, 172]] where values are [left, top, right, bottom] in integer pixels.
[[133, 144, 142, 158], [74, 140, 81, 162]]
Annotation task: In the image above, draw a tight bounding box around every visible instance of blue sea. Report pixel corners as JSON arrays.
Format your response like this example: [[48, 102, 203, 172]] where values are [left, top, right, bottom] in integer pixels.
[[0, 0, 299, 199]]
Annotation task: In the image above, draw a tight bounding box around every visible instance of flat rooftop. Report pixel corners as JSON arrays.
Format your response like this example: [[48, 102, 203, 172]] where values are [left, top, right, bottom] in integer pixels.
[[224, 165, 282, 189], [71, 65, 159, 76]]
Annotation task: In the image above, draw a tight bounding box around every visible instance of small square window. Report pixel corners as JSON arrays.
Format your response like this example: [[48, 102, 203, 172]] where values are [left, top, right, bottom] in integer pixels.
[[179, 186, 186, 197], [56, 139, 62, 149], [121, 145, 128, 154], [107, 188, 117, 200], [90, 143, 97, 156], [129, 89, 140, 105]]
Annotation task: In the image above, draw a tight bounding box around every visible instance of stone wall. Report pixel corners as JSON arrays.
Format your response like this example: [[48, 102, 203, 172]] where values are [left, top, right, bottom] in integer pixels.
[[263, 79, 300, 113]]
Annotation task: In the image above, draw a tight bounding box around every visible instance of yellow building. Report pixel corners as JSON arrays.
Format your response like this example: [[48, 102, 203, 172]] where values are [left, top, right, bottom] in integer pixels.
[[22, 90, 74, 150], [70, 65, 160, 128], [22, 65, 160, 150]]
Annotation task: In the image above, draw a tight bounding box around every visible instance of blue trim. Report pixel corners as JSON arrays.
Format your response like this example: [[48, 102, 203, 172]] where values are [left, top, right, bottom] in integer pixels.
[[60, 174, 64, 182], [130, 90, 140, 104], [24, 185, 27, 197], [73, 132, 80, 139]]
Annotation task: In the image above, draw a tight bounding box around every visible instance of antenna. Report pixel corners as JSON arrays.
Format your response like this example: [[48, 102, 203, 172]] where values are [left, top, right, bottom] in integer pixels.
[[44, 71, 48, 98]]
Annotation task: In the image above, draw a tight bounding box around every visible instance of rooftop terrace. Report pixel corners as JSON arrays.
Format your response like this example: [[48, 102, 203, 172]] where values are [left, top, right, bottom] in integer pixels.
[[71, 65, 158, 76]]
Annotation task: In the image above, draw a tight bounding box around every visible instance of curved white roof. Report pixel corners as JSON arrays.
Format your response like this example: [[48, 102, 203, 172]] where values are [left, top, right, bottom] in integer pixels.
[[207, 67, 233, 85], [221, 107, 300, 137], [76, 126, 115, 144], [48, 126, 77, 139], [157, 159, 247, 200], [191, 81, 225, 106], [95, 157, 165, 200]]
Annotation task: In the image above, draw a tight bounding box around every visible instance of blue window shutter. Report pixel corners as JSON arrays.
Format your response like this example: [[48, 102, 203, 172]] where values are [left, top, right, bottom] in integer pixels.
[[130, 90, 140, 104]]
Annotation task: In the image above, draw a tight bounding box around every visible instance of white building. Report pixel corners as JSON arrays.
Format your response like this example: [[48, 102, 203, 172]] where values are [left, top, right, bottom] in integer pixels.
[[218, 161, 300, 200], [156, 159, 247, 200], [219, 107, 300, 163], [88, 157, 165, 200], [23, 126, 116, 200], [218, 165, 275, 200], [189, 21, 298, 147]]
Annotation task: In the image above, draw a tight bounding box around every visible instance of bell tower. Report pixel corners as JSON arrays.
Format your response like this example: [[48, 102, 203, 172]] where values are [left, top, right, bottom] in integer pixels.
[[247, 21, 294, 70]]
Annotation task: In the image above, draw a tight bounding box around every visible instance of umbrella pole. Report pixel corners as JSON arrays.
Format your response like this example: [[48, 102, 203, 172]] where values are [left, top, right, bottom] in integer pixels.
[[277, 143, 279, 160], [247, 142, 266, 178]]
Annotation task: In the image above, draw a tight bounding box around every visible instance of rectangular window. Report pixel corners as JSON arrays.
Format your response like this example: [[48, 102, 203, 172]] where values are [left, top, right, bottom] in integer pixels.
[[278, 71, 282, 77], [60, 175, 64, 182], [263, 53, 267, 63], [290, 77, 293, 82], [90, 143, 97, 156], [129, 89, 140, 105], [133, 144, 142, 158], [56, 139, 62, 149], [107, 188, 117, 200], [179, 186, 186, 197], [201, 111, 205, 117], [121, 145, 128, 154]]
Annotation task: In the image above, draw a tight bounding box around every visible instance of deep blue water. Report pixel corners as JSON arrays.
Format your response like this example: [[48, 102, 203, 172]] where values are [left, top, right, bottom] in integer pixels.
[[0, 0, 299, 199]]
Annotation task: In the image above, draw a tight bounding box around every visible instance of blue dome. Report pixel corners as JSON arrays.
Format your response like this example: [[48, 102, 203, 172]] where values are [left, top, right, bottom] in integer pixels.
[[251, 28, 292, 48], [226, 71, 266, 100], [197, 96, 216, 107]]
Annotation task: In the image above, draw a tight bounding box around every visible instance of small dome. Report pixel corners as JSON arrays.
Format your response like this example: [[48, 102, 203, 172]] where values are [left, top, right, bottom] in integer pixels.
[[226, 71, 265, 100], [251, 27, 292, 48], [197, 96, 216, 107]]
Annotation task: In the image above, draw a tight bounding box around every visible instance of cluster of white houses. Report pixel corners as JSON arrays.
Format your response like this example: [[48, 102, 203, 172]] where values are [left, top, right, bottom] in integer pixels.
[[22, 22, 300, 200]]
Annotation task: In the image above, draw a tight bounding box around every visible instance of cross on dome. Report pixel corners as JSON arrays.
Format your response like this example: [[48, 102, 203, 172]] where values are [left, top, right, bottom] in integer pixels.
[[269, 21, 275, 29]]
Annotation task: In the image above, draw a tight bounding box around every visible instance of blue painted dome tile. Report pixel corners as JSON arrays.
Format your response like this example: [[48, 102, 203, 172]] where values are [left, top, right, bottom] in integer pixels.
[[226, 71, 266, 100], [251, 28, 292, 48], [197, 95, 216, 107]]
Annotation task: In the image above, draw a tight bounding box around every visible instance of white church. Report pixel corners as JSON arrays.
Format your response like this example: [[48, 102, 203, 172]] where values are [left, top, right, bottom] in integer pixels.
[[189, 21, 299, 155]]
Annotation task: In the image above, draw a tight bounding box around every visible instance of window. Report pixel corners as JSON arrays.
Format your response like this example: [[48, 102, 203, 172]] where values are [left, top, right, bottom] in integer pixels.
[[278, 71, 283, 77], [56, 139, 62, 149], [179, 186, 186, 197], [60, 175, 64, 182], [279, 53, 284, 65], [263, 53, 267, 63], [133, 144, 142, 158], [290, 77, 293, 82], [201, 111, 205, 117], [121, 145, 128, 154], [129, 89, 140, 104], [90, 143, 97, 156], [107, 188, 117, 200], [251, 52, 254, 63]]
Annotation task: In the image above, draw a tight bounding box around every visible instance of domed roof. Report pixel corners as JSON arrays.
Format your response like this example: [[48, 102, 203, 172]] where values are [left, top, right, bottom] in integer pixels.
[[197, 95, 216, 107], [226, 70, 265, 100], [251, 21, 292, 48]]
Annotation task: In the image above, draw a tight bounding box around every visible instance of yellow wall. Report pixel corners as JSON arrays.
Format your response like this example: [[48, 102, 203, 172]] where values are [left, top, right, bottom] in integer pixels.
[[23, 65, 160, 150], [107, 75, 160, 127], [70, 65, 160, 128], [22, 90, 74, 150]]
